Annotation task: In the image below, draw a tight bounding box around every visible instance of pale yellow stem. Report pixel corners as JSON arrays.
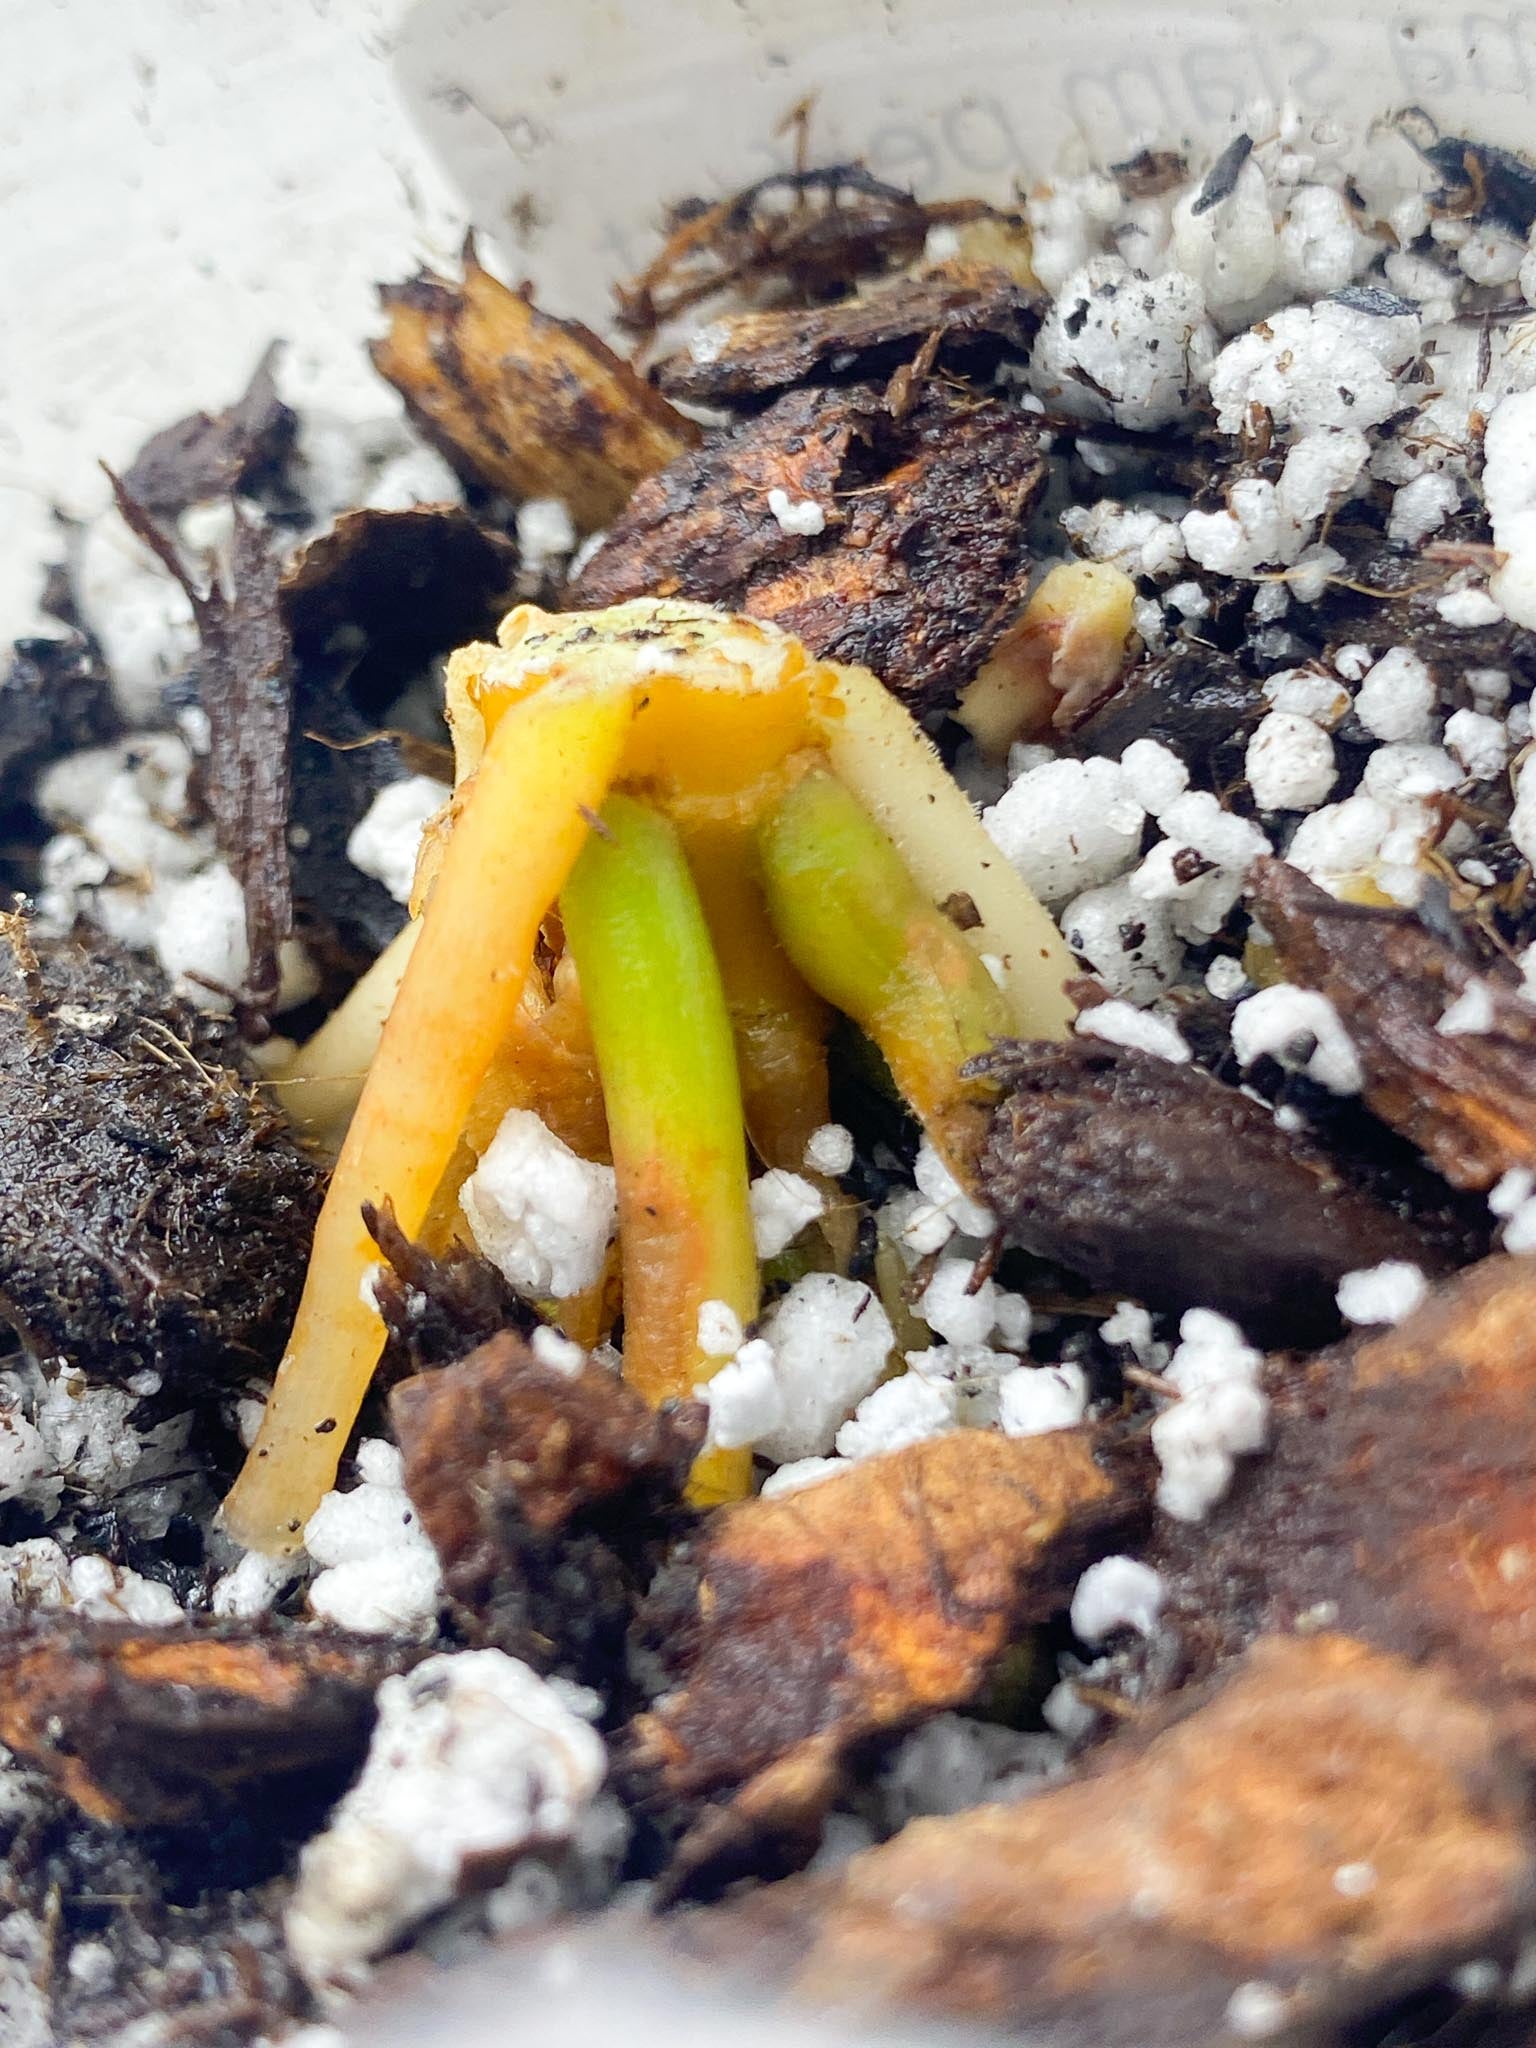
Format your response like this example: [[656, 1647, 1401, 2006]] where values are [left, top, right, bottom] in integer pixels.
[[821, 665, 1077, 1042], [268, 920, 421, 1157]]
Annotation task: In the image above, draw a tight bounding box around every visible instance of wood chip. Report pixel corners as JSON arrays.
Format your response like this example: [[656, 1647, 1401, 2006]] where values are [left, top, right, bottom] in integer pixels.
[[625, 1425, 1145, 1893], [975, 1038, 1447, 1345], [0, 1621, 399, 1825], [391, 1328, 700, 1688], [371, 245, 698, 528], [1152, 1253, 1536, 1756], [710, 1634, 1536, 2047], [570, 382, 1046, 712], [653, 263, 1037, 405], [1253, 858, 1536, 1190]]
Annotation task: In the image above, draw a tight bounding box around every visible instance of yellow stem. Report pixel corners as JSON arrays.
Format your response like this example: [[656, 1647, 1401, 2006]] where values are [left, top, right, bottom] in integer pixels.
[[222, 688, 634, 1553]]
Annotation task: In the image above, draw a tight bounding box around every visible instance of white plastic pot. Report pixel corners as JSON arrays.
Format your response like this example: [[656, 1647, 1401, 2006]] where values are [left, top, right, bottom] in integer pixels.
[[2, 0, 1529, 2038]]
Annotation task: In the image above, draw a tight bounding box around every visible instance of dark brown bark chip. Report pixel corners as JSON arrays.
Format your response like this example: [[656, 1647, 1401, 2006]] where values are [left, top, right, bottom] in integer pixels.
[[281, 504, 518, 694], [391, 1328, 701, 1691], [0, 922, 322, 1389], [653, 264, 1038, 405], [615, 164, 944, 336], [972, 1038, 1439, 1345], [119, 345, 297, 520], [696, 1634, 1536, 2048], [1063, 641, 1264, 789], [1314, 517, 1536, 672], [363, 1199, 534, 1380], [280, 507, 517, 968], [0, 1619, 400, 1825], [2, 631, 123, 892], [1, 632, 120, 797], [569, 382, 1046, 713], [1149, 1254, 1536, 1757], [624, 1426, 1146, 1896], [1252, 858, 1536, 1190], [109, 477, 293, 1014]]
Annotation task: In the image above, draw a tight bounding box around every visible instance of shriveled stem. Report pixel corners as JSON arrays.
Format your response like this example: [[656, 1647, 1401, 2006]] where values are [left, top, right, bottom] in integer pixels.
[[562, 795, 757, 1505]]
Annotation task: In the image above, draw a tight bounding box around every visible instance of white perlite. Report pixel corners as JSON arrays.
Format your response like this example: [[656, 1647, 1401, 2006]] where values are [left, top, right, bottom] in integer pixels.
[[913, 1137, 997, 1240], [802, 1122, 855, 1177], [1075, 1000, 1192, 1064], [750, 1275, 895, 1465], [285, 1650, 606, 1988], [1512, 761, 1536, 868], [1444, 709, 1508, 782], [1129, 788, 1270, 942], [1205, 954, 1249, 1001], [1353, 647, 1436, 744], [1503, 1199, 1536, 1257], [1100, 1299, 1162, 1364], [1285, 792, 1394, 891], [765, 487, 826, 537], [918, 1257, 1030, 1350], [696, 1299, 744, 1359], [983, 755, 1144, 907], [345, 775, 451, 908], [65, 1554, 183, 1626], [1437, 982, 1496, 1038], [1169, 156, 1277, 317], [1182, 425, 1365, 581], [1231, 982, 1363, 1094], [0, 1536, 184, 1625], [1206, 298, 1420, 437], [153, 860, 317, 1015], [1369, 736, 1460, 805], [515, 497, 576, 573], [1059, 500, 1185, 579], [1226, 1980, 1292, 2040], [1387, 470, 1460, 546], [1336, 1261, 1429, 1327], [1491, 1168, 1536, 1219], [0, 1403, 49, 1506], [1436, 586, 1505, 628], [1486, 391, 1536, 627], [1151, 1310, 1269, 1523], [1069, 1556, 1164, 1644], [1245, 710, 1336, 812], [699, 1338, 785, 1451], [304, 1440, 443, 1637], [460, 1109, 617, 1301], [758, 1455, 847, 1500], [1262, 665, 1349, 724], [1028, 258, 1216, 430], [997, 1362, 1089, 1438], [878, 1188, 957, 1261], [749, 1169, 825, 1259], [1118, 737, 1189, 817], [212, 1547, 303, 1620], [1277, 183, 1371, 296], [1061, 880, 1183, 1004], [878, 1714, 1066, 1827], [530, 1326, 585, 1378], [834, 1373, 957, 1461]]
